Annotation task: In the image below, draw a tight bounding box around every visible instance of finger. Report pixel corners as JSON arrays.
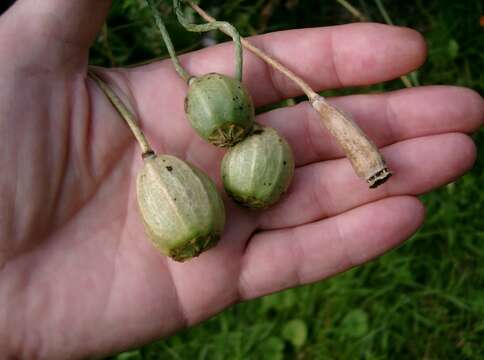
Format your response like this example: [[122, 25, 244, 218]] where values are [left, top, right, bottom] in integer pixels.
[[258, 133, 476, 230], [259, 86, 484, 166], [239, 196, 424, 300], [1, 0, 111, 68], [127, 23, 426, 108]]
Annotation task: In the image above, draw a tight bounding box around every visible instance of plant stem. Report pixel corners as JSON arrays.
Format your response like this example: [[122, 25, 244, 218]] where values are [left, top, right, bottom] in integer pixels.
[[399, 75, 413, 88], [336, 0, 366, 21], [311, 97, 391, 187], [187, 2, 316, 100], [372, 0, 414, 87], [88, 70, 155, 158], [373, 0, 414, 87], [188, 1, 391, 188], [145, 0, 191, 82], [374, 0, 394, 25], [175, 0, 243, 81]]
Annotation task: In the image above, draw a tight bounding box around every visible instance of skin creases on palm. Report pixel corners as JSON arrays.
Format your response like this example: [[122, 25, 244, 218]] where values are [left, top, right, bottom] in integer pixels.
[[0, 64, 256, 358]]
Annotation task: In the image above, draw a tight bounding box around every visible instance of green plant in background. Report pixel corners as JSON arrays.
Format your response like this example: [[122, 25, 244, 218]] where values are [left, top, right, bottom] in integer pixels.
[[93, 0, 484, 358]]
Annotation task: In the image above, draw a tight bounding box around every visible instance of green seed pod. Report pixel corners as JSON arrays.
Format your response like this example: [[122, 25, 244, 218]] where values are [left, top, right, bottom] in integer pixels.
[[137, 154, 225, 262], [185, 73, 255, 147], [221, 125, 295, 209]]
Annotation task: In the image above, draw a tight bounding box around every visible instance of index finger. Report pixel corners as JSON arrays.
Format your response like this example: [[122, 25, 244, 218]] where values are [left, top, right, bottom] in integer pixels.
[[127, 23, 427, 107]]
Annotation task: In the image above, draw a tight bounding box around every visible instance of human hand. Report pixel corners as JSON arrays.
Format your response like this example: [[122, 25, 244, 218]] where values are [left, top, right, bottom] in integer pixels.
[[0, 1, 483, 359]]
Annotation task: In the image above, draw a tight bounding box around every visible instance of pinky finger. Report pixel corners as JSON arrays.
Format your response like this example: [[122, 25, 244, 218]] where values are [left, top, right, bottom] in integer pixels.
[[238, 196, 425, 300]]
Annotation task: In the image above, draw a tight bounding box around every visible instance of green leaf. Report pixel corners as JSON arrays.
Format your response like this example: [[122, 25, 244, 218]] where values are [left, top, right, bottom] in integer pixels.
[[341, 309, 369, 338], [448, 39, 460, 59], [261, 290, 297, 313], [255, 336, 285, 360], [462, 342, 473, 357], [281, 319, 308, 348]]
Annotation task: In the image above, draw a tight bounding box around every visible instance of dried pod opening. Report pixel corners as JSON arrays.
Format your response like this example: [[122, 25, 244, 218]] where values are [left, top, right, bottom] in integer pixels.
[[207, 123, 251, 148], [368, 168, 392, 188]]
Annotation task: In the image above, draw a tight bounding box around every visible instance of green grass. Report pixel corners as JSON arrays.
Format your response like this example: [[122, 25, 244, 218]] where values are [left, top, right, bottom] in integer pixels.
[[93, 1, 484, 359]]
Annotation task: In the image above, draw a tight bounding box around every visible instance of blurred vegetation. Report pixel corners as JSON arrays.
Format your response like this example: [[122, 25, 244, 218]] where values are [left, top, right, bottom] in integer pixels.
[[91, 0, 484, 359]]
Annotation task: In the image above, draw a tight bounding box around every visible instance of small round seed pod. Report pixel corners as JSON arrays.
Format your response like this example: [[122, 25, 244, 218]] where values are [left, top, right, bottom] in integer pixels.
[[137, 154, 226, 262], [185, 73, 255, 147], [221, 125, 295, 209]]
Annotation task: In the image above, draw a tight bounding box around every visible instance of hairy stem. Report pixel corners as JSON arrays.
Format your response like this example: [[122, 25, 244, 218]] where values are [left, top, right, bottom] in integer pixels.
[[188, 1, 391, 187], [145, 0, 191, 82], [175, 0, 243, 81], [88, 70, 155, 158]]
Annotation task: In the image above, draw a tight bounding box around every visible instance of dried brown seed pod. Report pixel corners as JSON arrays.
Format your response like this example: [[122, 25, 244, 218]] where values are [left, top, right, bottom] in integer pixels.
[[311, 96, 391, 188]]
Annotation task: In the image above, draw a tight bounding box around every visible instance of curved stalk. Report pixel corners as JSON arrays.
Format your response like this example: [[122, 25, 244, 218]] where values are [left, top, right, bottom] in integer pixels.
[[145, 0, 191, 82], [174, 0, 243, 82], [88, 70, 155, 158], [188, 1, 391, 188], [187, 1, 316, 100]]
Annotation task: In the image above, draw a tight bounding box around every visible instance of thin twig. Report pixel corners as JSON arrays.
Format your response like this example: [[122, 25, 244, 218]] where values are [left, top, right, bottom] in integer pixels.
[[374, 0, 394, 25], [372, 0, 415, 87], [175, 0, 243, 81], [186, 1, 317, 100], [336, 0, 366, 21], [88, 70, 154, 157], [145, 0, 191, 82]]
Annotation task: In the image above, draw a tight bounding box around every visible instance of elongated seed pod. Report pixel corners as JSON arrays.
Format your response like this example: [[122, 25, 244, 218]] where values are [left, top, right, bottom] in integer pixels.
[[221, 125, 295, 209], [311, 96, 391, 187], [185, 73, 255, 147], [137, 154, 226, 261]]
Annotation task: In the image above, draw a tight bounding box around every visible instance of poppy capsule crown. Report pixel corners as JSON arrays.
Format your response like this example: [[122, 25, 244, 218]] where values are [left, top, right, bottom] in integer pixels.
[[185, 73, 255, 147]]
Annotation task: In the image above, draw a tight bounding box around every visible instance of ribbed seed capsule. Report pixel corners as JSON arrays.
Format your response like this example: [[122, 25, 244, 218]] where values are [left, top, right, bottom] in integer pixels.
[[221, 125, 295, 209], [137, 154, 225, 262], [185, 73, 255, 147]]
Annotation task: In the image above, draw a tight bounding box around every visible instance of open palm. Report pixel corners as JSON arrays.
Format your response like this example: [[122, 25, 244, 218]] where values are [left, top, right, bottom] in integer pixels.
[[0, 1, 483, 359]]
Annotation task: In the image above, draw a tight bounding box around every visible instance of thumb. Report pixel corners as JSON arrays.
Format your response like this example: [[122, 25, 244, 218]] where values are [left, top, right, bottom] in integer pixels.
[[1, 0, 112, 69]]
